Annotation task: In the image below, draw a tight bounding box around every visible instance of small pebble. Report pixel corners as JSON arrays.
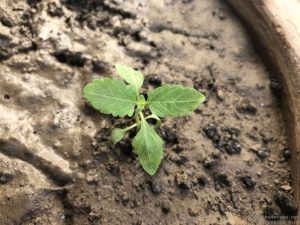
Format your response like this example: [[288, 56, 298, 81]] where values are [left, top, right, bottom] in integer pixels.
[[257, 148, 269, 159], [257, 171, 262, 176], [216, 89, 224, 101], [280, 184, 292, 191], [188, 206, 199, 217], [283, 149, 291, 160]]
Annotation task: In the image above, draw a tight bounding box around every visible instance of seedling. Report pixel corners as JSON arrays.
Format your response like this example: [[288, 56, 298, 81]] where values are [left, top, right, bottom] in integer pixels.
[[83, 65, 205, 175]]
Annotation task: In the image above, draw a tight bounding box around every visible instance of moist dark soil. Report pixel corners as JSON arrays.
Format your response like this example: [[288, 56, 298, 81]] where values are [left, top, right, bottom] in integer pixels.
[[0, 0, 296, 224]]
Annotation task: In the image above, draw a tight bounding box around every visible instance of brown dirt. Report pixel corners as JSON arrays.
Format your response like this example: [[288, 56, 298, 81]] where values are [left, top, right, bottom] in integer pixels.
[[0, 0, 297, 224]]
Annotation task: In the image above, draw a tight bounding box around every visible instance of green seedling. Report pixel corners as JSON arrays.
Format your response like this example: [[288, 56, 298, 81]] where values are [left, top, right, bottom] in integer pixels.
[[83, 65, 205, 175]]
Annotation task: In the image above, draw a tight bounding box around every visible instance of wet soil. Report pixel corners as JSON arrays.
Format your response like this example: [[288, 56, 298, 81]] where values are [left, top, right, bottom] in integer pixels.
[[0, 0, 296, 224]]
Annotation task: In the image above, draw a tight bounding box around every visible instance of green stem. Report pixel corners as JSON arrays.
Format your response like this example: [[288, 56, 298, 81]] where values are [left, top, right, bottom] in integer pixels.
[[145, 114, 160, 121], [139, 112, 145, 122], [124, 123, 138, 132], [144, 113, 161, 126], [135, 110, 140, 124]]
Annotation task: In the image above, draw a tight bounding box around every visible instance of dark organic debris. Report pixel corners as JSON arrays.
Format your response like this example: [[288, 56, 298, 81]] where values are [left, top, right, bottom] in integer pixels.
[[203, 124, 220, 144], [269, 77, 282, 98], [149, 180, 162, 194], [0, 34, 14, 61], [160, 127, 179, 145], [239, 175, 256, 190], [53, 50, 87, 67], [91, 59, 109, 74], [274, 192, 298, 216], [161, 202, 171, 214], [223, 127, 241, 137], [197, 175, 207, 187], [47, 2, 64, 17], [203, 124, 242, 155], [214, 173, 231, 191], [146, 75, 162, 87], [0, 172, 13, 184], [237, 100, 257, 115], [224, 140, 241, 155], [203, 155, 219, 170]]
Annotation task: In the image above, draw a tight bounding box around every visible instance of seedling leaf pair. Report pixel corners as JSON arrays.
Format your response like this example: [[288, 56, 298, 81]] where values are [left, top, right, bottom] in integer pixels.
[[83, 65, 205, 175]]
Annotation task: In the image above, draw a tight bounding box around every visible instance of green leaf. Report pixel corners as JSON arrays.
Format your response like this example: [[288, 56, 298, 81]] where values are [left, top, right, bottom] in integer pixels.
[[116, 65, 144, 95], [147, 84, 205, 117], [111, 128, 125, 143], [83, 78, 137, 117], [132, 118, 164, 175]]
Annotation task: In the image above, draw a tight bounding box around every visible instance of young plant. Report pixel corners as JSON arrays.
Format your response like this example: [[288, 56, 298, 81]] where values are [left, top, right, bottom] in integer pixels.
[[83, 65, 205, 175]]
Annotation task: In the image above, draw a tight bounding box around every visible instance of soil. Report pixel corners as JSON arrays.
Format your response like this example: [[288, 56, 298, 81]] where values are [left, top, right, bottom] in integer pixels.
[[0, 0, 297, 225]]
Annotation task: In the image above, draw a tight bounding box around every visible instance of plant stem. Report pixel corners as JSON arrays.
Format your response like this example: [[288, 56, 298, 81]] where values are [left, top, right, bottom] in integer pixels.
[[144, 113, 161, 126], [139, 111, 145, 122], [135, 110, 140, 124], [124, 123, 138, 132], [145, 114, 160, 121]]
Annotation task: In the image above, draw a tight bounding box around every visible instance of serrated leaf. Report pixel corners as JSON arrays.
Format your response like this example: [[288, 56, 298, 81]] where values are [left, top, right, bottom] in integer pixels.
[[83, 78, 137, 117], [111, 128, 125, 143], [132, 118, 164, 175], [116, 65, 144, 95], [147, 84, 205, 117]]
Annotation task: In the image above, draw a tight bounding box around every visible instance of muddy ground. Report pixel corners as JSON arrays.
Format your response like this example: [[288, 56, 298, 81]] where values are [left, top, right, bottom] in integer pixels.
[[0, 0, 297, 224]]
